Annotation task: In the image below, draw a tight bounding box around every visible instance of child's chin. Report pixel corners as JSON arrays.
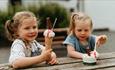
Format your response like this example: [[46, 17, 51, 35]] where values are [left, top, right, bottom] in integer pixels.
[[28, 38, 35, 42], [79, 37, 87, 40]]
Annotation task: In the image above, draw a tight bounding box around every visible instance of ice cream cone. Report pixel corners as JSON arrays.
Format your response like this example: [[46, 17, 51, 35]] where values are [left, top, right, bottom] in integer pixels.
[[45, 36, 53, 50], [44, 29, 55, 50]]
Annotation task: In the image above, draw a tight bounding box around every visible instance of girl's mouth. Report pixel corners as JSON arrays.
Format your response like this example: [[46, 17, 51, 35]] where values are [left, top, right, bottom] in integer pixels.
[[79, 36, 86, 40], [28, 34, 37, 38], [80, 36, 85, 38]]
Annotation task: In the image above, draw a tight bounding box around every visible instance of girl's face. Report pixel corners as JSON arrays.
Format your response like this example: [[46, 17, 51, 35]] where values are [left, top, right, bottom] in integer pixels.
[[17, 18, 38, 42], [74, 21, 92, 41]]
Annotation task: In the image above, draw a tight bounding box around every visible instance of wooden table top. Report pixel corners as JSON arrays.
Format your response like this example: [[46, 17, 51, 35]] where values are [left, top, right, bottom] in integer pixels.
[[1, 52, 115, 70]]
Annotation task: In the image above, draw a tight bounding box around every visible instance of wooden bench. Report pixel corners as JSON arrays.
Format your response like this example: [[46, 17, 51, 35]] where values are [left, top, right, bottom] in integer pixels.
[[36, 27, 109, 46], [1, 52, 115, 70], [36, 28, 68, 45]]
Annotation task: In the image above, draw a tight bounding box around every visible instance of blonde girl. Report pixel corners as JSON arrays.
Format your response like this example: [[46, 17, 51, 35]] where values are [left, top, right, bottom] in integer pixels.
[[63, 12, 107, 59], [5, 11, 58, 68]]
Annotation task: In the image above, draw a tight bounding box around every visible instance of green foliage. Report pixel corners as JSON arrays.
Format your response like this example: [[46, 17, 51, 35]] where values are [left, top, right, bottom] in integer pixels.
[[0, 3, 69, 34], [0, 11, 10, 32], [38, 3, 69, 29]]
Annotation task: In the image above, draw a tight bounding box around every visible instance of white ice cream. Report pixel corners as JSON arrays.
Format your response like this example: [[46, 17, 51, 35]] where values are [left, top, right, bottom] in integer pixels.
[[43, 29, 55, 37], [82, 54, 96, 63]]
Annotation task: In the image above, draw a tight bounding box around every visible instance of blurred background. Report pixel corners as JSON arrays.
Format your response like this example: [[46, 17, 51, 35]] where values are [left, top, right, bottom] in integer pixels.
[[0, 0, 115, 64]]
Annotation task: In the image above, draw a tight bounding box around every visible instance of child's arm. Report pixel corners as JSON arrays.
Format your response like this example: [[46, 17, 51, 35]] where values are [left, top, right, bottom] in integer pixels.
[[11, 49, 52, 68], [67, 45, 83, 59]]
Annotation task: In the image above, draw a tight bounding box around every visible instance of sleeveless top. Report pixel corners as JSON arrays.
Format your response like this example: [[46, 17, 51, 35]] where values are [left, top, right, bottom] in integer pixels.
[[63, 34, 96, 53]]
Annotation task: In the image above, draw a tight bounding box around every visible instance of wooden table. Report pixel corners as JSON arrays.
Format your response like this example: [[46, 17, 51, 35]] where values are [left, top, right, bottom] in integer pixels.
[[1, 52, 115, 70]]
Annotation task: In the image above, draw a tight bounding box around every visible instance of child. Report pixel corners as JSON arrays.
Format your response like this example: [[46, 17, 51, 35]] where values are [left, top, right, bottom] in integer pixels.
[[5, 11, 58, 68], [63, 12, 107, 59]]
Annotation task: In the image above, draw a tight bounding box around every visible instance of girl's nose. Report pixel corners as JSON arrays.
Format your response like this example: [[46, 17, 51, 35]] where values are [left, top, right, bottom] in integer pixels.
[[81, 31, 85, 34], [30, 29, 35, 33]]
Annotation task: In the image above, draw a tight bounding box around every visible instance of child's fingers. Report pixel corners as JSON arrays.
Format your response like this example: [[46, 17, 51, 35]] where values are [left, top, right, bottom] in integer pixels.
[[97, 35, 107, 46], [99, 37, 106, 44], [48, 59, 58, 65], [100, 35, 107, 41]]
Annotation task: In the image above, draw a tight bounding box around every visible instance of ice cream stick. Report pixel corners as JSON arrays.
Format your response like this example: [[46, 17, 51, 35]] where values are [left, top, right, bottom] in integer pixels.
[[52, 18, 57, 30], [94, 38, 97, 51]]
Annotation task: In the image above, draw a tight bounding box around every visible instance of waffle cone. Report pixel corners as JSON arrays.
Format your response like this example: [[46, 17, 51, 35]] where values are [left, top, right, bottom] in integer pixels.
[[45, 36, 53, 50]]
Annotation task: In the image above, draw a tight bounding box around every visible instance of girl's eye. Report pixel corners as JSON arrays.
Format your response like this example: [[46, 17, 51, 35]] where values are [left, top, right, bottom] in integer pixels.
[[85, 29, 88, 32], [24, 27, 30, 30], [77, 29, 82, 32], [33, 26, 37, 29]]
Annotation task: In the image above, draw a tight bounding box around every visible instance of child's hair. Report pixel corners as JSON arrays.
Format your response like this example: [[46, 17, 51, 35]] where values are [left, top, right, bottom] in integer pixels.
[[5, 11, 36, 41], [68, 12, 93, 35]]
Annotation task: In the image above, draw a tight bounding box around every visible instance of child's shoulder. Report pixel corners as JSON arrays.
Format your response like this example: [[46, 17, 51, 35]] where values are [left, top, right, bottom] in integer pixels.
[[66, 34, 78, 41], [68, 34, 76, 39], [10, 39, 25, 50], [90, 35, 96, 39], [12, 39, 24, 45], [89, 35, 96, 42], [14, 39, 23, 43]]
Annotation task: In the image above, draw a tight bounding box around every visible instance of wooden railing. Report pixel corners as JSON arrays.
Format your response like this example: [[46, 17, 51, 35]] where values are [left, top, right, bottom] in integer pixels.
[[36, 28, 68, 45], [36, 27, 109, 46]]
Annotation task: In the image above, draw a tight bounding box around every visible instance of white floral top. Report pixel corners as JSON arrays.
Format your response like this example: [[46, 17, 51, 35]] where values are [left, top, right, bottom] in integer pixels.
[[9, 39, 44, 64]]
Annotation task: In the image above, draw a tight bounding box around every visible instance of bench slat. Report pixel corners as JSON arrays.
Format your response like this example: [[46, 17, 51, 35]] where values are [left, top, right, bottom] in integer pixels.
[[1, 52, 115, 70]]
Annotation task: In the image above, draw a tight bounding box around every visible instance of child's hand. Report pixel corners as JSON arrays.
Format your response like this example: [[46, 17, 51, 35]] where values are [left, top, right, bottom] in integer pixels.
[[90, 50, 99, 58], [47, 52, 58, 65], [96, 35, 107, 47], [82, 54, 89, 59], [41, 49, 52, 61]]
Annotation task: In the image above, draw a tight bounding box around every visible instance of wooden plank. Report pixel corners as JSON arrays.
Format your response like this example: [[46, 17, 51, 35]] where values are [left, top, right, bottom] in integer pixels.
[[37, 36, 65, 41], [61, 59, 115, 70], [22, 52, 115, 70], [57, 52, 115, 64], [1, 52, 115, 70], [0, 63, 12, 70], [38, 28, 68, 33], [23, 58, 115, 70], [28, 57, 115, 70], [37, 35, 65, 45], [36, 28, 67, 46], [23, 62, 82, 70], [97, 67, 115, 70], [98, 52, 115, 59], [39, 40, 63, 45]]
